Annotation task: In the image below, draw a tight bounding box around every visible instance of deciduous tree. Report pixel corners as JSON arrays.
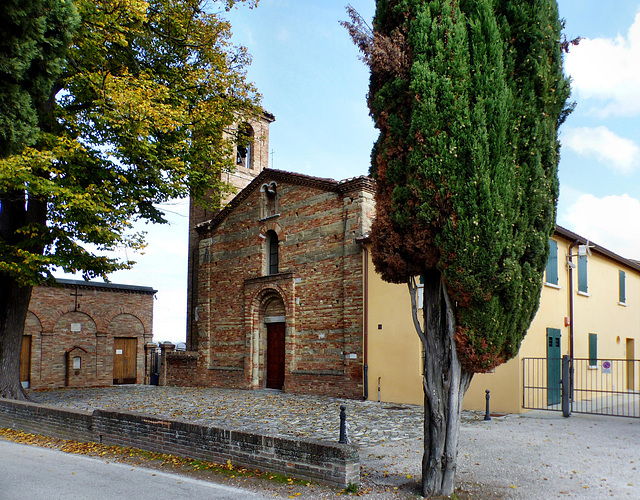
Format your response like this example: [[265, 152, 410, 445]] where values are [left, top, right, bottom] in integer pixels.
[[345, 0, 571, 495], [0, 0, 260, 399]]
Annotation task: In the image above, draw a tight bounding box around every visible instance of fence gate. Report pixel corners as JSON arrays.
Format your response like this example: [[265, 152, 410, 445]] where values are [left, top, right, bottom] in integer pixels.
[[523, 357, 640, 418], [149, 348, 160, 385]]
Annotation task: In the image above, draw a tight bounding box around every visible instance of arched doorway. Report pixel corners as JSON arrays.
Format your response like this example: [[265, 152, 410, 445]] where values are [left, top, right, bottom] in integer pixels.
[[109, 314, 145, 385], [262, 295, 286, 390], [21, 311, 42, 388], [266, 322, 285, 389]]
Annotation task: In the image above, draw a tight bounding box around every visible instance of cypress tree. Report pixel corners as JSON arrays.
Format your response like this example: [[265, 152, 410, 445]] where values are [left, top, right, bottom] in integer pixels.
[[0, 0, 79, 157], [346, 0, 571, 495]]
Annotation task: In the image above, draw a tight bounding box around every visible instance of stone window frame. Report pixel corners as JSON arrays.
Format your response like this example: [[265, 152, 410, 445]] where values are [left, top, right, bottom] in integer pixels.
[[265, 230, 279, 275]]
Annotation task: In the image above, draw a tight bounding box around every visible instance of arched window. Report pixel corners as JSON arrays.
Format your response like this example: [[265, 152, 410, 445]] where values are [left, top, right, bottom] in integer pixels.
[[265, 230, 279, 275], [236, 122, 254, 169]]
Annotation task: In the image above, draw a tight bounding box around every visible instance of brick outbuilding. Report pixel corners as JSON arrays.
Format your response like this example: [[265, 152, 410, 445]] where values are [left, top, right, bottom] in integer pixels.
[[21, 279, 156, 389]]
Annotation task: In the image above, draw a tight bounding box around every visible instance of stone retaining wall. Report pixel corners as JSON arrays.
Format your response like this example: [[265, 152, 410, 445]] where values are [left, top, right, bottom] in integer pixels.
[[0, 399, 359, 487]]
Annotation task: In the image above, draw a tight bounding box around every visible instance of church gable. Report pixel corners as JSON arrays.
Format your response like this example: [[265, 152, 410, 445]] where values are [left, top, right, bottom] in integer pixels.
[[197, 171, 359, 278]]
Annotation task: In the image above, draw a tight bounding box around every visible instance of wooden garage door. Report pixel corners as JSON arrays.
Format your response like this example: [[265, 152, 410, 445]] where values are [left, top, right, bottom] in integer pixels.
[[20, 336, 31, 387], [113, 337, 137, 384]]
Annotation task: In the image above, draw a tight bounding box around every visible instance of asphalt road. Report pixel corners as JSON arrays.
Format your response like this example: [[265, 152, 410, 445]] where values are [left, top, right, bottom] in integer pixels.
[[0, 440, 267, 500]]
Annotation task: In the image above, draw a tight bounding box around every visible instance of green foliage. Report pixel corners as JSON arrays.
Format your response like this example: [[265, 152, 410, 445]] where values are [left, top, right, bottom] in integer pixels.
[[0, 0, 261, 286], [368, 0, 571, 372], [0, 0, 79, 157], [343, 482, 360, 494]]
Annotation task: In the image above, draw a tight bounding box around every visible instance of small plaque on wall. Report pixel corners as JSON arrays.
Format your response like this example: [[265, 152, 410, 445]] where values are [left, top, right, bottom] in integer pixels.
[[70, 323, 82, 332], [115, 349, 123, 355]]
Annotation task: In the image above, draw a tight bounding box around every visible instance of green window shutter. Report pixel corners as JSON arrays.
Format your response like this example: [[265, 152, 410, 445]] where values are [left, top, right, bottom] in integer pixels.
[[619, 270, 626, 303], [578, 256, 588, 293], [546, 240, 558, 285], [588, 333, 597, 367]]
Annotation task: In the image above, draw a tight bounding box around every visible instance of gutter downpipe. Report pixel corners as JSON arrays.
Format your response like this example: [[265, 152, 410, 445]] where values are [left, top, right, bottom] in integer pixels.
[[568, 239, 580, 402], [357, 239, 369, 401], [568, 240, 579, 361]]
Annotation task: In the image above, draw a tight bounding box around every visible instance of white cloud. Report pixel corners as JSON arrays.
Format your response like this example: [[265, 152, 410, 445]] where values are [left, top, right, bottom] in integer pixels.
[[563, 193, 640, 260], [562, 126, 640, 174], [565, 12, 640, 116]]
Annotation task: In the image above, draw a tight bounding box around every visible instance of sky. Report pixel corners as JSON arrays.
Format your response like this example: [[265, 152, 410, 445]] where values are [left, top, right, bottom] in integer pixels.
[[87, 0, 640, 343]]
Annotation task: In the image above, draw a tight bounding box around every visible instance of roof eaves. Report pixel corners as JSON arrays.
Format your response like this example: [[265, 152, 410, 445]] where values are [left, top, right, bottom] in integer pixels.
[[554, 225, 640, 273], [52, 278, 157, 295], [338, 176, 376, 195]]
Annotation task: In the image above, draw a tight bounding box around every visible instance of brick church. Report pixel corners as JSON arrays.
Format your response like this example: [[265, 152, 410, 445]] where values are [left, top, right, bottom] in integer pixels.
[[165, 113, 375, 399]]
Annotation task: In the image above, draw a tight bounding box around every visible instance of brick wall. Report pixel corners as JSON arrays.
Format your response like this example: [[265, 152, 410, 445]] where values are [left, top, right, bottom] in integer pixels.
[[180, 170, 375, 400], [164, 350, 199, 387], [23, 280, 155, 390], [0, 399, 360, 488], [0, 399, 94, 443]]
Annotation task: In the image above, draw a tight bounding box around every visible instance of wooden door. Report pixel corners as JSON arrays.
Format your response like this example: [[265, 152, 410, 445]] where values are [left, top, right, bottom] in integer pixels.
[[20, 336, 32, 388], [113, 337, 137, 384], [546, 328, 562, 406], [266, 322, 285, 390], [627, 338, 635, 391]]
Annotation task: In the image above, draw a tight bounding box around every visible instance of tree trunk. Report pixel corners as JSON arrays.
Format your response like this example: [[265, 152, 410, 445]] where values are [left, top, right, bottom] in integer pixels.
[[0, 187, 41, 400], [419, 270, 472, 497], [0, 277, 32, 400]]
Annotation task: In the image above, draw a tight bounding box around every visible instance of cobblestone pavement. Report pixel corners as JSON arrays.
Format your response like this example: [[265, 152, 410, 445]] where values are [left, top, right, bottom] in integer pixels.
[[29, 385, 432, 448]]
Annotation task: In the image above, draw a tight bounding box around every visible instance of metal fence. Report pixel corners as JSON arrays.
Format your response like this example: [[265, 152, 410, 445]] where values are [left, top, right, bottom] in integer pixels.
[[149, 349, 160, 386], [523, 357, 559, 411], [523, 357, 640, 418]]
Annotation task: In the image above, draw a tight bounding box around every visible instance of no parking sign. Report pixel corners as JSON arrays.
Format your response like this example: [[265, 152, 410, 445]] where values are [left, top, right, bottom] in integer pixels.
[[602, 360, 612, 374]]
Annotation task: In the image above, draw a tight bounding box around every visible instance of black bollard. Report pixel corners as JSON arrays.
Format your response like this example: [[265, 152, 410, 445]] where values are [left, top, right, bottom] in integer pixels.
[[483, 390, 492, 421], [339, 405, 347, 443]]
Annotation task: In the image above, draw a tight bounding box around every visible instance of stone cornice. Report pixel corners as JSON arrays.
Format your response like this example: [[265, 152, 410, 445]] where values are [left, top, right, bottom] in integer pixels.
[[243, 272, 295, 286]]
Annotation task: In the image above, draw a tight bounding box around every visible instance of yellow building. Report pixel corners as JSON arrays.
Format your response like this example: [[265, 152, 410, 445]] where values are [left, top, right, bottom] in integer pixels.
[[365, 225, 640, 413]]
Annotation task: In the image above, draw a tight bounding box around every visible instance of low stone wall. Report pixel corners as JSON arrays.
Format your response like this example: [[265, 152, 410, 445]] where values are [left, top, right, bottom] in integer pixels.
[[0, 399, 94, 442], [0, 399, 359, 487]]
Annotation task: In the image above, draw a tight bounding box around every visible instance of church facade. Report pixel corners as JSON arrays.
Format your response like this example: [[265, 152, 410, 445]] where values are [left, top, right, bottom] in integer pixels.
[[170, 112, 375, 398], [180, 169, 374, 398]]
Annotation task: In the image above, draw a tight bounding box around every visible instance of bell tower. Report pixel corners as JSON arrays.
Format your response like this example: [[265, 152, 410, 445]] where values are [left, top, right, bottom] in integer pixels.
[[223, 114, 275, 200], [186, 111, 275, 350]]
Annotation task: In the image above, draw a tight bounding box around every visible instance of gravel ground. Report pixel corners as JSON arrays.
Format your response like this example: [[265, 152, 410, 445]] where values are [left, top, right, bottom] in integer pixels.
[[367, 411, 640, 499], [27, 386, 640, 498]]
